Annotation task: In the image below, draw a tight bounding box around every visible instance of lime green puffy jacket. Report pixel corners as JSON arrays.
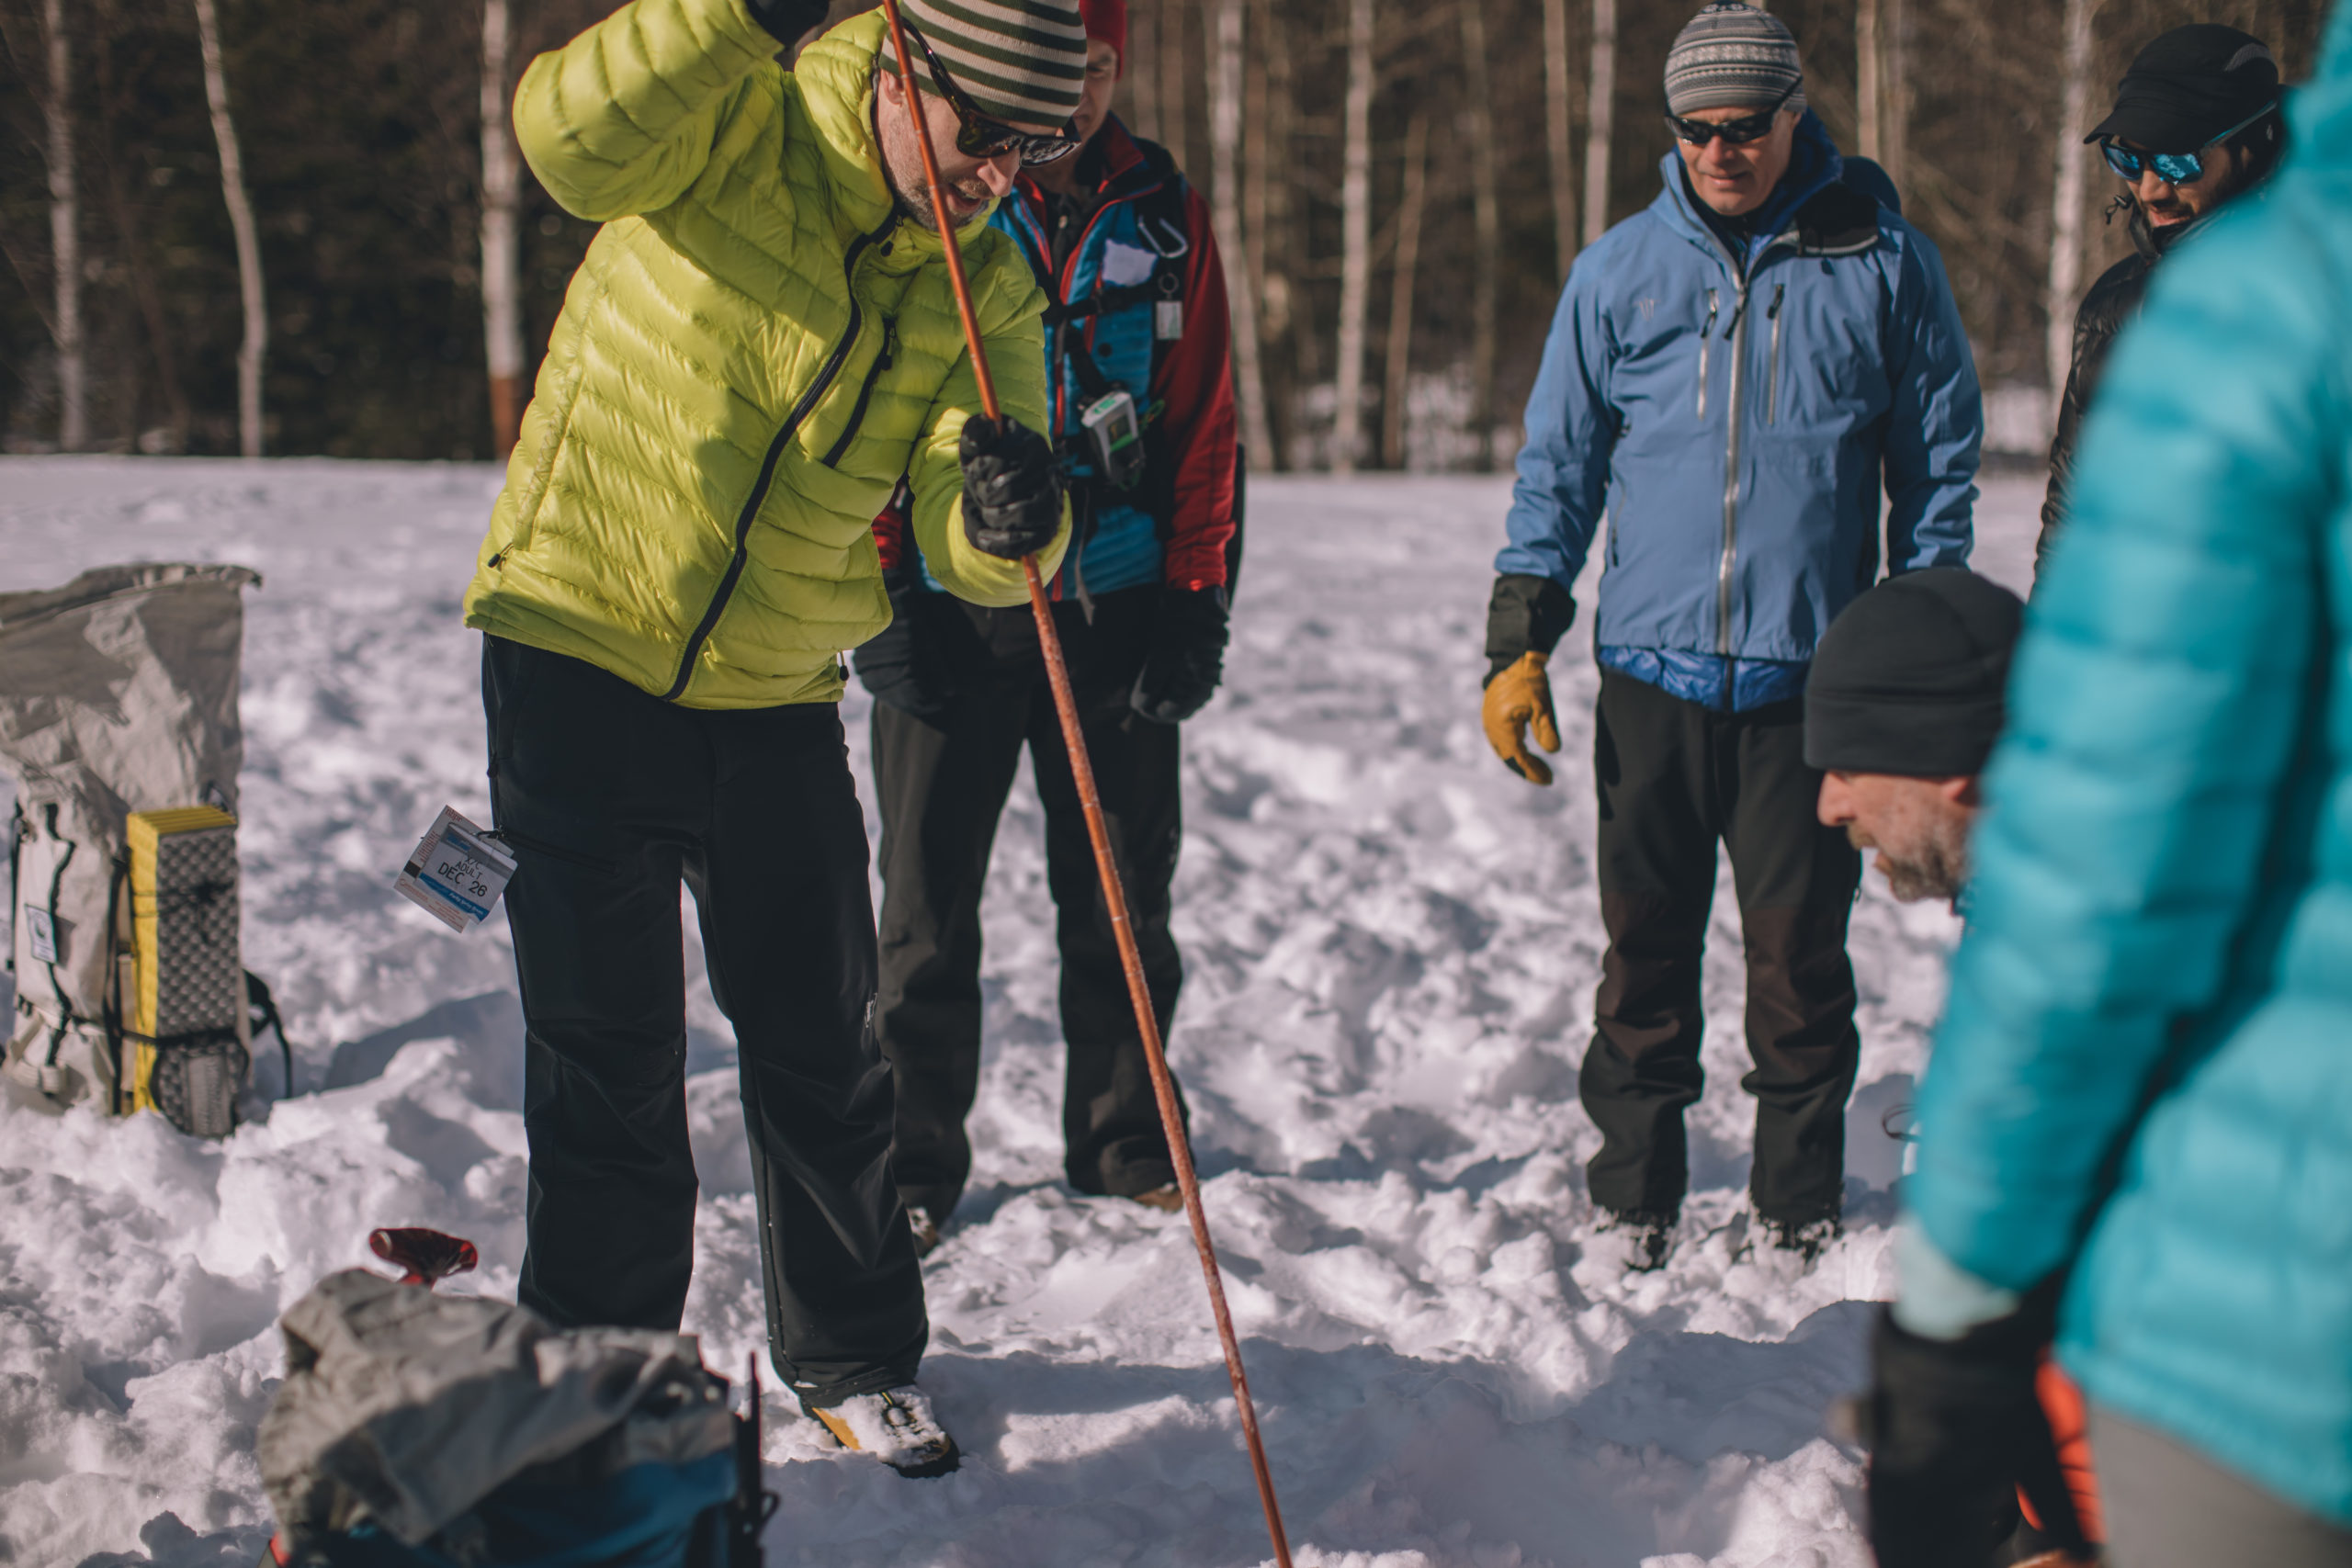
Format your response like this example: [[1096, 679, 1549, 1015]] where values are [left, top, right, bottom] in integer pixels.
[[463, 0, 1068, 709]]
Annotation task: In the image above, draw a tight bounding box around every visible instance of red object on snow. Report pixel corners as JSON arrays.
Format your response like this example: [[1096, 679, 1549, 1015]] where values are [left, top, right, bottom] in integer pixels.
[[368, 1227, 480, 1288]]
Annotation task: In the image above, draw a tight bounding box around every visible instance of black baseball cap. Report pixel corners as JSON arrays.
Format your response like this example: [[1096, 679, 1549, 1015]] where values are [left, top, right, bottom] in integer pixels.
[[2086, 24, 2279, 152]]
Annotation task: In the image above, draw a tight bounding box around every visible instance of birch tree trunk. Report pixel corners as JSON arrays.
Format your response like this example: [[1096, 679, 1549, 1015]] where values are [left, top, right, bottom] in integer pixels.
[[1857, 0, 1882, 162], [2047, 0, 2096, 417], [1243, 2, 1270, 343], [1210, 0, 1272, 467], [481, 0, 524, 457], [1331, 0, 1374, 474], [1158, 1, 1188, 177], [42, 0, 85, 453], [194, 0, 266, 457], [1381, 110, 1429, 471], [1883, 0, 1907, 189], [1542, 0, 1577, 286], [1460, 0, 1498, 469], [1582, 0, 1616, 248], [1128, 0, 1159, 142], [1267, 4, 1309, 397]]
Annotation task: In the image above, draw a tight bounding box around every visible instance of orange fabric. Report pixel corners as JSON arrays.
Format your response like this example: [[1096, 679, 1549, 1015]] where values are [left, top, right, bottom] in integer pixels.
[[2018, 1355, 2105, 1545]]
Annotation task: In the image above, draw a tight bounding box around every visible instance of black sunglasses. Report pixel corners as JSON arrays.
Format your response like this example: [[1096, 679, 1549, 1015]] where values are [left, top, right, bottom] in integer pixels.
[[1665, 78, 1800, 147], [902, 21, 1080, 167]]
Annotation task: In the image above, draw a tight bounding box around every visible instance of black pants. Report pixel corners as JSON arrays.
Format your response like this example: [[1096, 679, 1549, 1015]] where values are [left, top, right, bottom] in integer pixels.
[[870, 588, 1184, 1222], [484, 637, 924, 1405], [1585, 668, 1861, 1225]]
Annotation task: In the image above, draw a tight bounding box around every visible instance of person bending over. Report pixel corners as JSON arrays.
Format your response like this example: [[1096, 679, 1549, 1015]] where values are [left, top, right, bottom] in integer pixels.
[[463, 0, 1083, 1478]]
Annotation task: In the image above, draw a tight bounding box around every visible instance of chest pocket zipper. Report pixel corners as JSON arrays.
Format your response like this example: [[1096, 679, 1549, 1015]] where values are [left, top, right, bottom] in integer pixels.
[[1696, 289, 1721, 419], [820, 320, 897, 469], [1765, 284, 1786, 425]]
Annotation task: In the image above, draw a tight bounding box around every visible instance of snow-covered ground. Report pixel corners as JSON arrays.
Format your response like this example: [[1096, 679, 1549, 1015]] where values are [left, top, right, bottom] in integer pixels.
[[0, 457, 2039, 1568]]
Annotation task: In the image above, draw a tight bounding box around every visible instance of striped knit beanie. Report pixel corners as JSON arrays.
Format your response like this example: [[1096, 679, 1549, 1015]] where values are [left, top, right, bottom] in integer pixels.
[[1664, 3, 1806, 118], [880, 0, 1089, 129]]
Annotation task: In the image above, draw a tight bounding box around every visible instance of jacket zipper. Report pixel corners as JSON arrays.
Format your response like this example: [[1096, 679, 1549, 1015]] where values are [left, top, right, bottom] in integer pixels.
[[1696, 290, 1720, 419], [1717, 278, 1749, 660], [1707, 231, 1800, 666], [819, 320, 895, 468], [662, 214, 899, 701], [1765, 284, 1786, 425]]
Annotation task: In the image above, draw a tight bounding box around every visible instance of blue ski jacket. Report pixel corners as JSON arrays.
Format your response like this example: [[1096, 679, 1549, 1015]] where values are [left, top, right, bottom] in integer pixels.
[[1905, 12, 2352, 1521], [1498, 117, 1980, 709]]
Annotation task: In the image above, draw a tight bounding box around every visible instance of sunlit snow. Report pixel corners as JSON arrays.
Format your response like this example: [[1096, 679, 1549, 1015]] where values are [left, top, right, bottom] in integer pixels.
[[0, 457, 2038, 1567]]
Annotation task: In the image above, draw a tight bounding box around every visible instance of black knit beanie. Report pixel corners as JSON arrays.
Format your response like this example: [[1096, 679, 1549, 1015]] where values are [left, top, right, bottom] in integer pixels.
[[1804, 569, 2024, 778]]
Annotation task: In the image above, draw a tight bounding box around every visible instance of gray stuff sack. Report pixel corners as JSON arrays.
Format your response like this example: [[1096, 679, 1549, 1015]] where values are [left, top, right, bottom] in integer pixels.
[[257, 1269, 734, 1555], [0, 562, 258, 1110]]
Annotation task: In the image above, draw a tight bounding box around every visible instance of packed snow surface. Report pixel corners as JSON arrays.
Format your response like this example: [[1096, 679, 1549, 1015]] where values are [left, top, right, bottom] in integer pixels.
[[0, 458, 2038, 1568]]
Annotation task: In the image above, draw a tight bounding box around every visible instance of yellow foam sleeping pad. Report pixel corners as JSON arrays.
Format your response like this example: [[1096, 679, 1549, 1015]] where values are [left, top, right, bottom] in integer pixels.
[[124, 806, 247, 1137], [1482, 651, 1562, 786]]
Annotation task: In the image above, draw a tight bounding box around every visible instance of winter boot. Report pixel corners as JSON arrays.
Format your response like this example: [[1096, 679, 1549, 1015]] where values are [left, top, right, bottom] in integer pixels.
[[1759, 1213, 1842, 1265], [808, 1385, 961, 1478], [1591, 1207, 1677, 1274], [1130, 1184, 1184, 1213]]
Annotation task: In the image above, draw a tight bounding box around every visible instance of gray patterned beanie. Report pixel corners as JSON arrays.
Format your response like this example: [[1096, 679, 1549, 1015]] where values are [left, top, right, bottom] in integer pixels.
[[879, 0, 1089, 130], [1664, 3, 1806, 118]]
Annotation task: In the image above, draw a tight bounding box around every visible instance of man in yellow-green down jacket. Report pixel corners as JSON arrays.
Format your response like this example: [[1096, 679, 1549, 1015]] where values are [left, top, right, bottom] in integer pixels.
[[460, 0, 1088, 1478]]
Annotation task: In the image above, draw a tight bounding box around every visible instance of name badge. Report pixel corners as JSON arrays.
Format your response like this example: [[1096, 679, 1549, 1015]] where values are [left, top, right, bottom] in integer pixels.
[[395, 806, 517, 933]]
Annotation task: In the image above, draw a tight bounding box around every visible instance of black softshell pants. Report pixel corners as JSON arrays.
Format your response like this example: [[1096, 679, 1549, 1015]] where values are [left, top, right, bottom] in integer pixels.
[[1585, 667, 1861, 1225], [484, 637, 925, 1406], [871, 588, 1184, 1223]]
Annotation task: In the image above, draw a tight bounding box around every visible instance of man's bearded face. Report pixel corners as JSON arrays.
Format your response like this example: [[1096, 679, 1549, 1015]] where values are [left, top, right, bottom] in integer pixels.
[[1817, 771, 1978, 907]]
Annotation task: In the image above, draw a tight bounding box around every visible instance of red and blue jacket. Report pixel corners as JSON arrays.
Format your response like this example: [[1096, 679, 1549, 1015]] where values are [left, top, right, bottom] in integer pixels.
[[877, 118, 1237, 602]]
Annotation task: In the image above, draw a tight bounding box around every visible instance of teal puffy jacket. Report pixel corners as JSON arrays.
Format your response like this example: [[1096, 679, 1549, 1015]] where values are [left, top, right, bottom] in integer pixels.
[[1907, 10, 2352, 1521]]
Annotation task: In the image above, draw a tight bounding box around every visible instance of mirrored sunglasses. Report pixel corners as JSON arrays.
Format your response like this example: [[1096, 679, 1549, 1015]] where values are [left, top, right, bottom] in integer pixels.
[[2098, 100, 2276, 186]]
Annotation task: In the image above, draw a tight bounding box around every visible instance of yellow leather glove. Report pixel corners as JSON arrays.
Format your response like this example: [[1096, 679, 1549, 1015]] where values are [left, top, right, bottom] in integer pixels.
[[1482, 651, 1561, 785]]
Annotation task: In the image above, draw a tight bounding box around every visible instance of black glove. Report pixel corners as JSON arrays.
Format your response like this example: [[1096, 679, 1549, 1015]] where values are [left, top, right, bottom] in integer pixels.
[[1484, 573, 1577, 684], [852, 580, 968, 721], [958, 416, 1063, 560], [1131, 585, 1229, 726], [1866, 1291, 2075, 1568]]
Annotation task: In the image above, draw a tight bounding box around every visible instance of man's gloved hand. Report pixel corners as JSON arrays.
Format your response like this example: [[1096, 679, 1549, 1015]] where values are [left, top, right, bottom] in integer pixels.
[[1482, 652, 1561, 784], [1867, 1298, 2066, 1568], [958, 415, 1062, 560], [1131, 585, 1229, 726], [853, 580, 967, 721]]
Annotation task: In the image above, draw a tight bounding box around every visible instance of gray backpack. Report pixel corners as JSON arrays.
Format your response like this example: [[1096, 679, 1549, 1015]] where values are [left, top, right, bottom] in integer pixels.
[[0, 562, 283, 1133]]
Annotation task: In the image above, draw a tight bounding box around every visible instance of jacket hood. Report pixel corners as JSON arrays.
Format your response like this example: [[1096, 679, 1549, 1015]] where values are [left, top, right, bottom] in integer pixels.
[[1656, 109, 1845, 267], [796, 11, 1007, 254]]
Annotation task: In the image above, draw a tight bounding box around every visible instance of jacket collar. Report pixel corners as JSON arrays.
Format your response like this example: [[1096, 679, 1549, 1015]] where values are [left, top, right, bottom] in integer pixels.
[[1656, 110, 1847, 270], [794, 12, 1007, 263]]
